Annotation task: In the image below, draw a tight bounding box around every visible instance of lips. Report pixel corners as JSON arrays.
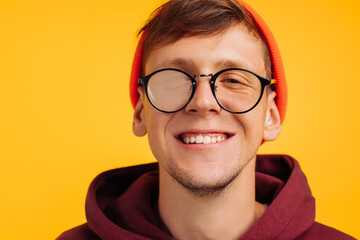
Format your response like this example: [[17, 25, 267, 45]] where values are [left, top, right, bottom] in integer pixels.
[[178, 133, 230, 144]]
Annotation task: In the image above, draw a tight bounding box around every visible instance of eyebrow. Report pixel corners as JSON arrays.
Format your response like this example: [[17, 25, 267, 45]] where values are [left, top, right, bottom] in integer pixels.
[[214, 58, 253, 71], [153, 58, 196, 71], [153, 57, 253, 73]]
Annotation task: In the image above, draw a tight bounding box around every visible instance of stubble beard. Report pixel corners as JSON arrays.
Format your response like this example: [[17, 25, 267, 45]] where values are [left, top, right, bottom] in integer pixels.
[[164, 156, 244, 197]]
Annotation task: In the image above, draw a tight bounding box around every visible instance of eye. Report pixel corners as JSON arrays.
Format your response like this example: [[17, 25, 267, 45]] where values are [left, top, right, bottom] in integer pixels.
[[221, 78, 242, 84], [217, 70, 257, 90], [219, 77, 250, 90]]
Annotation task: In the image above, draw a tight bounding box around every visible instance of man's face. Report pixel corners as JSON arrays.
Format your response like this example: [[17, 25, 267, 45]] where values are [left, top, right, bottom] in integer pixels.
[[133, 23, 280, 195]]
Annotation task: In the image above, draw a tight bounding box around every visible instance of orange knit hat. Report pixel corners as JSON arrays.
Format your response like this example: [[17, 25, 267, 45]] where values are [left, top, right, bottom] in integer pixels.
[[129, 0, 287, 124]]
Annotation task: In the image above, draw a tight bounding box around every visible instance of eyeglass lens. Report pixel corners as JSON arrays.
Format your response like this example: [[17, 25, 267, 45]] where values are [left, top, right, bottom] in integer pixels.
[[147, 70, 193, 112], [146, 69, 262, 113]]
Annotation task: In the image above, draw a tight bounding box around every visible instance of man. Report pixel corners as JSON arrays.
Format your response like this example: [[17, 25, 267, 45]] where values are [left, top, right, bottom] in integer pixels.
[[57, 0, 355, 239]]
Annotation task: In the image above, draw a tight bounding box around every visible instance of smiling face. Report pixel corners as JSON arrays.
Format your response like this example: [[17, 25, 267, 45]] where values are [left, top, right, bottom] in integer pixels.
[[133, 23, 280, 196]]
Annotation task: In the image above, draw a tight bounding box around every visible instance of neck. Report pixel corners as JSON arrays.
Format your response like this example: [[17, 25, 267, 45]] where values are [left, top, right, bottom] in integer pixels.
[[158, 157, 264, 240]]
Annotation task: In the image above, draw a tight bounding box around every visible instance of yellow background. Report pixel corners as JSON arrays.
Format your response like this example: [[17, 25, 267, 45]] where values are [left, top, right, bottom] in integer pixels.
[[1, 0, 359, 239]]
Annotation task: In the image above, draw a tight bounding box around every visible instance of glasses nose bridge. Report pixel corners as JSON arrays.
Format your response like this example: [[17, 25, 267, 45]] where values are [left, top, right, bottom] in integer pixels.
[[189, 72, 218, 102], [186, 72, 221, 113], [192, 73, 215, 86], [193, 73, 214, 79]]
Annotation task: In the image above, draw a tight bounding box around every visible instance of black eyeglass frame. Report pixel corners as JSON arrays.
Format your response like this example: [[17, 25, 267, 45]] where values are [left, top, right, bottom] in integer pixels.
[[139, 68, 275, 114]]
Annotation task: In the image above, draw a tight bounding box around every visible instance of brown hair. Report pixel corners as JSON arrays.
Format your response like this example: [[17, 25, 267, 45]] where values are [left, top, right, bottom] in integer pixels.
[[138, 0, 272, 78]]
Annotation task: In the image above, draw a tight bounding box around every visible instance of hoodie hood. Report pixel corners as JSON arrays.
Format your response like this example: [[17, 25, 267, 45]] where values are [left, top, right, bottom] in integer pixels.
[[82, 155, 315, 240]]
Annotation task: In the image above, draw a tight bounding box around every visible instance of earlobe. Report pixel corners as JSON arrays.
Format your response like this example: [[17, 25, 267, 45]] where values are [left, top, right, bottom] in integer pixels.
[[133, 87, 147, 137], [263, 90, 281, 141]]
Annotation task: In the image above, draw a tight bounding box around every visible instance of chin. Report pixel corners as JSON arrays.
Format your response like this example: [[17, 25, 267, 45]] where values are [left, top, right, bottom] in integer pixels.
[[165, 159, 243, 197]]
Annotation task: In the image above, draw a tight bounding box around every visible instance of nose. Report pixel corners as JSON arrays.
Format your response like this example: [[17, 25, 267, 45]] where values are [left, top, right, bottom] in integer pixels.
[[184, 74, 222, 114]]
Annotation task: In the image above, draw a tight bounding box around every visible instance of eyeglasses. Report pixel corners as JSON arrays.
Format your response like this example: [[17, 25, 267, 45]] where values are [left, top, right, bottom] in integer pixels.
[[139, 68, 276, 114]]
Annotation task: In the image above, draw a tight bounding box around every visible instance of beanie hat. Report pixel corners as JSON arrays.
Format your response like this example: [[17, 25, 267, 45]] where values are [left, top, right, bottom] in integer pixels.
[[129, 0, 287, 124]]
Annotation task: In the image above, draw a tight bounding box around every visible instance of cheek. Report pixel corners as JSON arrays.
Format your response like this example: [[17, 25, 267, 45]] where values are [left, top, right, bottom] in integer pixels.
[[146, 119, 167, 162], [145, 108, 172, 136], [238, 103, 267, 146], [144, 106, 175, 156]]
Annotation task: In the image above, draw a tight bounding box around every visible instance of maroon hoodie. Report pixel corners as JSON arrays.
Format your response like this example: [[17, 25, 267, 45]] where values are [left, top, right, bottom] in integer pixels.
[[57, 155, 355, 240]]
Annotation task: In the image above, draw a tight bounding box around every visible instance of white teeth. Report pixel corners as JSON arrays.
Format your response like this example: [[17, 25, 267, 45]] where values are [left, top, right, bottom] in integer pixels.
[[183, 134, 228, 144], [195, 135, 203, 143], [203, 136, 211, 144]]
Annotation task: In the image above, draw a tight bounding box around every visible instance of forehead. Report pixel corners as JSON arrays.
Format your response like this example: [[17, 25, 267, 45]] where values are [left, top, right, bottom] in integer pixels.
[[144, 23, 266, 76]]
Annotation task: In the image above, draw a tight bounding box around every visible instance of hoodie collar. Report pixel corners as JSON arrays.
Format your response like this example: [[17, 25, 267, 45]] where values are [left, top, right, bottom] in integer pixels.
[[85, 155, 315, 240]]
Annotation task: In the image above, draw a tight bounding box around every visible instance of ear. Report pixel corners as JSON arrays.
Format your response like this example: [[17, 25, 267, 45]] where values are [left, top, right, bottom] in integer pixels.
[[132, 87, 147, 137], [263, 90, 281, 141]]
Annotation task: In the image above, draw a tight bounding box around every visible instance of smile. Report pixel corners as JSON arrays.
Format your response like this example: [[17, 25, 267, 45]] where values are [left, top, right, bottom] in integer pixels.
[[180, 133, 229, 144]]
